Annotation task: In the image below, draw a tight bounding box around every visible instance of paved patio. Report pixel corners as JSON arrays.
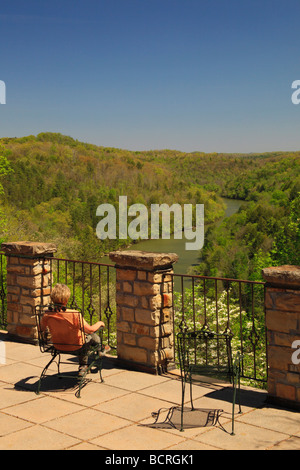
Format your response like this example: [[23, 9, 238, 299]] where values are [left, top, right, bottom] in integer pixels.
[[0, 331, 299, 451]]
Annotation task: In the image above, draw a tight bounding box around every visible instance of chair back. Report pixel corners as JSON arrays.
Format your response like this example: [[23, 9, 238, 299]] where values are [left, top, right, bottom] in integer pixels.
[[177, 329, 234, 383], [35, 304, 86, 353]]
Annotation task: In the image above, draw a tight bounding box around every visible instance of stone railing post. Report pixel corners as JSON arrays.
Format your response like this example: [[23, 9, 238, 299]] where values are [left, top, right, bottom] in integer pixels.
[[109, 250, 178, 374], [1, 241, 57, 344], [262, 265, 300, 410]]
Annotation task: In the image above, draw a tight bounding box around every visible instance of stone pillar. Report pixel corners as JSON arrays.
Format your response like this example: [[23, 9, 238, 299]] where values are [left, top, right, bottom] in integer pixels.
[[109, 250, 178, 374], [262, 265, 300, 410], [1, 241, 57, 344]]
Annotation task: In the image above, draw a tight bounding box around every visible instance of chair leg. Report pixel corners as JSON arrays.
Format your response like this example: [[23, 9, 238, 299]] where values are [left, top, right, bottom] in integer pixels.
[[36, 351, 59, 395], [76, 354, 103, 398], [98, 357, 104, 383], [189, 375, 194, 411], [230, 353, 242, 435], [57, 353, 62, 376], [180, 376, 186, 432], [76, 361, 94, 398], [89, 351, 103, 380], [237, 374, 242, 414], [76, 372, 87, 398], [231, 382, 237, 435], [231, 369, 241, 435]]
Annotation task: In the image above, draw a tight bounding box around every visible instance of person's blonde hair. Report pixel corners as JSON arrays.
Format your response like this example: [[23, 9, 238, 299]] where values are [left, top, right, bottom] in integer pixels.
[[50, 283, 71, 306]]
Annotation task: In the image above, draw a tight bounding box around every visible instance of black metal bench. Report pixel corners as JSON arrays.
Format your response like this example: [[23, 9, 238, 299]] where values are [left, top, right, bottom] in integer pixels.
[[177, 328, 242, 435]]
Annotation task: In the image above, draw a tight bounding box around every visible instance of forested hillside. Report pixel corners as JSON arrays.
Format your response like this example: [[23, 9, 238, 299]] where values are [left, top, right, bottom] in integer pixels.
[[195, 153, 300, 280], [0, 133, 225, 260], [0, 132, 299, 281]]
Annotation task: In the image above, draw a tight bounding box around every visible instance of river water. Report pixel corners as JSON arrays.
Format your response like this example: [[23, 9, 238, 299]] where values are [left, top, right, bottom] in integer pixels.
[[100, 198, 243, 274]]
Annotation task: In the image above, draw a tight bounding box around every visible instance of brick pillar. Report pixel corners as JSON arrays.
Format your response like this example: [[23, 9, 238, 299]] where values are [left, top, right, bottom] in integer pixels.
[[1, 241, 57, 344], [109, 250, 178, 374], [262, 265, 300, 410]]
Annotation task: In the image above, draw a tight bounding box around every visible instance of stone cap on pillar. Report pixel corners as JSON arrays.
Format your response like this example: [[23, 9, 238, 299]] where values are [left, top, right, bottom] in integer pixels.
[[262, 265, 300, 289], [109, 250, 178, 271], [1, 241, 57, 257]]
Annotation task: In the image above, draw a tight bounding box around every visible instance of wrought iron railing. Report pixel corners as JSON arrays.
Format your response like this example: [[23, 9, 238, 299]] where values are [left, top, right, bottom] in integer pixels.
[[0, 250, 267, 385], [0, 252, 7, 330], [44, 256, 117, 353], [171, 272, 267, 386]]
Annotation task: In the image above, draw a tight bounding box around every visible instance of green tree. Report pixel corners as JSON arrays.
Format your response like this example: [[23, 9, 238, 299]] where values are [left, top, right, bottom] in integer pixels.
[[0, 144, 13, 244], [271, 193, 300, 266], [0, 144, 13, 195]]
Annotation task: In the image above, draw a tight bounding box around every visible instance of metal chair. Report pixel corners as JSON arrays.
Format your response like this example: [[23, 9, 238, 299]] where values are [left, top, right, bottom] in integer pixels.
[[35, 304, 104, 398], [177, 328, 242, 435]]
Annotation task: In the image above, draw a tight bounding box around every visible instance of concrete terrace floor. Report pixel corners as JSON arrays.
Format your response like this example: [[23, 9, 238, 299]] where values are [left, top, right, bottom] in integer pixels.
[[0, 331, 299, 451]]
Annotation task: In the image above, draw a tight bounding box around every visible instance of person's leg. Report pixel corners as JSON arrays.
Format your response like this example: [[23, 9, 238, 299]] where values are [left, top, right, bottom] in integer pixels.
[[86, 333, 101, 350], [78, 345, 88, 371], [78, 334, 101, 373], [86, 332, 111, 355]]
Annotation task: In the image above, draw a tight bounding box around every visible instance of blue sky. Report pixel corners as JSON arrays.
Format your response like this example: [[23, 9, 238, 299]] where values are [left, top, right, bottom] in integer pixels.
[[0, 0, 300, 153]]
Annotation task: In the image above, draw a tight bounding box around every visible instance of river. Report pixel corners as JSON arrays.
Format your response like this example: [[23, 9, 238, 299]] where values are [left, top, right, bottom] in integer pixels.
[[100, 198, 244, 275]]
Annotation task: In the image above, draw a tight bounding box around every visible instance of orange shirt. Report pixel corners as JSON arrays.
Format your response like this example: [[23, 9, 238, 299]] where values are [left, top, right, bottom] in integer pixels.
[[41, 310, 85, 351]]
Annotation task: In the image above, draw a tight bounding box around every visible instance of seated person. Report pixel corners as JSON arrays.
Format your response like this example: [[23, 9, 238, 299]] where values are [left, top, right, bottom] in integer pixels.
[[41, 283, 108, 376]]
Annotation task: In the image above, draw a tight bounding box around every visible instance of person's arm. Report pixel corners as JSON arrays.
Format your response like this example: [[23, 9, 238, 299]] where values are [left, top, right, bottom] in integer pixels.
[[82, 318, 105, 334]]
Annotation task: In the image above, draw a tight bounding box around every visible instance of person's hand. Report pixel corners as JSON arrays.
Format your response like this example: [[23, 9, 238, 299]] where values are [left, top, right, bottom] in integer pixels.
[[83, 318, 105, 334], [97, 321, 105, 330]]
